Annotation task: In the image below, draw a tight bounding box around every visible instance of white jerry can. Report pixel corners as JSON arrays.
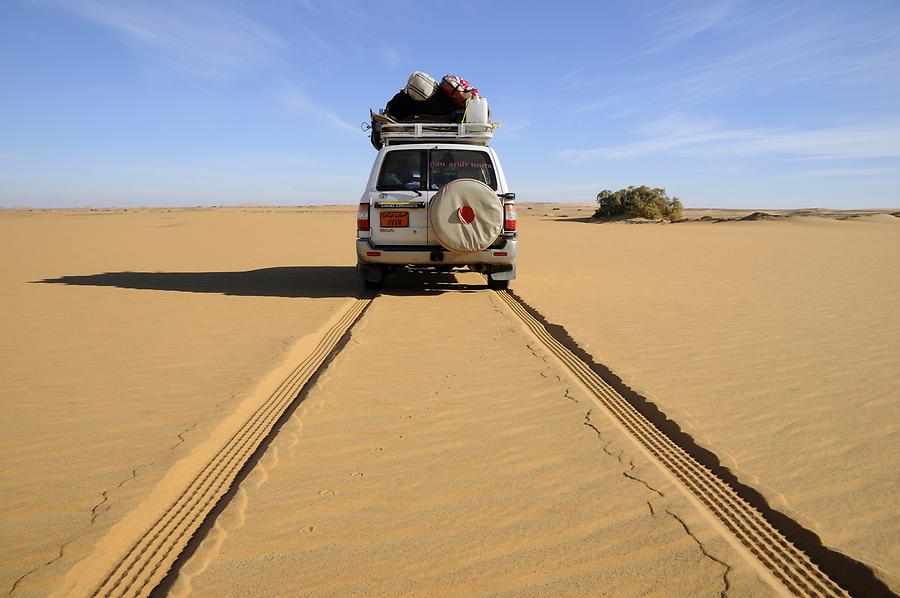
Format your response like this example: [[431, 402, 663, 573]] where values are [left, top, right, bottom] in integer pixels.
[[464, 97, 490, 124]]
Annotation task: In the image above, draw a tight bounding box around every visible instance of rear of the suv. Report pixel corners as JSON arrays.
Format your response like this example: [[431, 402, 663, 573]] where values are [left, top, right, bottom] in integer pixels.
[[356, 143, 517, 289]]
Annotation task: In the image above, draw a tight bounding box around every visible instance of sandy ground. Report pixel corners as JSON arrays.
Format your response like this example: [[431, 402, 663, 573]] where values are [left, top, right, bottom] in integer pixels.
[[1, 205, 897, 595], [0, 208, 357, 594], [171, 274, 771, 597], [515, 205, 900, 590]]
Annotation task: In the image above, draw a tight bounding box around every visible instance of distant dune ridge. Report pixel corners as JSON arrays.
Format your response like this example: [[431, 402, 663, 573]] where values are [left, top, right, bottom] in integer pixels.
[[0, 205, 897, 595]]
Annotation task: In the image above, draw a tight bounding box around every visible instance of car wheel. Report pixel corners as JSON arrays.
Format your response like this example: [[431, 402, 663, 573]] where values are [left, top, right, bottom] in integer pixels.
[[487, 277, 509, 290]]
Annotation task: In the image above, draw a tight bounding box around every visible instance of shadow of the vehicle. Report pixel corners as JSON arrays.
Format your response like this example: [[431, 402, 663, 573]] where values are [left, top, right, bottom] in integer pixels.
[[379, 269, 488, 296], [37, 266, 362, 299], [36, 266, 492, 299]]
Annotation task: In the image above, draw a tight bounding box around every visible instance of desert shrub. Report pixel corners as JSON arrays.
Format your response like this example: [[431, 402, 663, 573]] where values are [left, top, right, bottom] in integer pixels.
[[594, 186, 683, 221]]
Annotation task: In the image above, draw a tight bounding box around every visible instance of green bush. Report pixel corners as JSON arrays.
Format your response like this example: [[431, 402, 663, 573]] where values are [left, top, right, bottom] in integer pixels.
[[594, 186, 683, 221]]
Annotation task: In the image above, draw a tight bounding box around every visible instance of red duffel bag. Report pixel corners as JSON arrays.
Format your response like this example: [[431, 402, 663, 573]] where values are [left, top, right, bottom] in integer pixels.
[[440, 75, 480, 109]]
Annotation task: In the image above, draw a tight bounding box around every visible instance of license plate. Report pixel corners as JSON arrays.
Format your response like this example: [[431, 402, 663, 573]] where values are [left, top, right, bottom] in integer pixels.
[[380, 211, 409, 227]]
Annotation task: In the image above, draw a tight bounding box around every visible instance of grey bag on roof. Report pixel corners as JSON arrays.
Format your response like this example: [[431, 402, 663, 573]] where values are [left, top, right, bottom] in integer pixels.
[[405, 71, 438, 101]]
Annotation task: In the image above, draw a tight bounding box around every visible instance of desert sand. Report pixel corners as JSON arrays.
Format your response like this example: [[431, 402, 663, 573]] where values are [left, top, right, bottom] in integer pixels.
[[166, 279, 773, 597], [1, 205, 897, 595], [515, 204, 900, 592], [0, 208, 357, 594]]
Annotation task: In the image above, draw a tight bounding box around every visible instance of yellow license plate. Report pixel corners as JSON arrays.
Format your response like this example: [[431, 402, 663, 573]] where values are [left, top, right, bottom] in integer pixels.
[[380, 211, 409, 227]]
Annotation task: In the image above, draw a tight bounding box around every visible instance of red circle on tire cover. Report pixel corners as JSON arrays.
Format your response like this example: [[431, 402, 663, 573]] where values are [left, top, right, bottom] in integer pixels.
[[458, 205, 475, 224]]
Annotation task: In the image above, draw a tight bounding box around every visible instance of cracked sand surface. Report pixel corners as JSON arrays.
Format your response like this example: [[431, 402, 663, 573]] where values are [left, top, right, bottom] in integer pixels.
[[0, 209, 355, 595], [584, 409, 732, 598], [174, 273, 774, 597], [513, 211, 900, 590]]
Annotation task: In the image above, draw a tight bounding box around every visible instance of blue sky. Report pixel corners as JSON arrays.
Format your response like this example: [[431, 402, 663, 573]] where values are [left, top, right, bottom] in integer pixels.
[[1, 0, 898, 208]]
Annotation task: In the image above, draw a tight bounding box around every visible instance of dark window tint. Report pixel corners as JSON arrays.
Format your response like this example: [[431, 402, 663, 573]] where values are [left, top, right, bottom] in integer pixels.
[[377, 150, 426, 191], [428, 149, 496, 190]]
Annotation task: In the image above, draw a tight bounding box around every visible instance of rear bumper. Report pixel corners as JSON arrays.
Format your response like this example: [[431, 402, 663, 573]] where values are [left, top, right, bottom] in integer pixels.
[[356, 237, 517, 266]]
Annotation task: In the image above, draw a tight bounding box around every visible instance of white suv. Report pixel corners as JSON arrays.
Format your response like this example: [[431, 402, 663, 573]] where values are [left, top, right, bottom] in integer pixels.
[[356, 141, 517, 290]]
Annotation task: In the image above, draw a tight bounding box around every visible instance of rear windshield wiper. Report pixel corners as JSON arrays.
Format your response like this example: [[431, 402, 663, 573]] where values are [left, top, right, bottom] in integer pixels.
[[378, 187, 423, 196]]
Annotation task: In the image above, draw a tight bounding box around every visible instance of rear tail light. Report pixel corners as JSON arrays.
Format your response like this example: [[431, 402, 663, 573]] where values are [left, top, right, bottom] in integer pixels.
[[357, 202, 370, 231], [503, 202, 517, 232]]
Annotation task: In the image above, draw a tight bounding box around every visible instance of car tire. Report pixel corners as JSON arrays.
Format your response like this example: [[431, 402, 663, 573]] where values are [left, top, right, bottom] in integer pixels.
[[363, 278, 382, 290], [487, 277, 509, 290]]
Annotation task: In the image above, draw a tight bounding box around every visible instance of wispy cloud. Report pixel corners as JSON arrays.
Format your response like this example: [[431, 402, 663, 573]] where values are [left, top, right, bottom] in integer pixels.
[[792, 167, 900, 179], [382, 47, 403, 69], [577, 6, 900, 114], [671, 17, 900, 103], [75, 161, 226, 178], [557, 68, 584, 85], [53, 0, 286, 80], [294, 0, 319, 13], [277, 84, 359, 134], [243, 153, 318, 168], [637, 0, 738, 56], [560, 1, 740, 92], [561, 115, 900, 161], [556, 67, 602, 92], [499, 120, 532, 136]]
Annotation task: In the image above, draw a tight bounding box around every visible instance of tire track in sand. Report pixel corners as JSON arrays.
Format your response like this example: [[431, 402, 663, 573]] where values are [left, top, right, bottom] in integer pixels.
[[62, 297, 371, 598], [495, 290, 849, 598]]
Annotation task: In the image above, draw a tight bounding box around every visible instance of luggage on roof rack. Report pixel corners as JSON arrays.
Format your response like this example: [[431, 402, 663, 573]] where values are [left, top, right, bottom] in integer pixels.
[[365, 71, 496, 149], [385, 89, 458, 122], [405, 71, 438, 101]]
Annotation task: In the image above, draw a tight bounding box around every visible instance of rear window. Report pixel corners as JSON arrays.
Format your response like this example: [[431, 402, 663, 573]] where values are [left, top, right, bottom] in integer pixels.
[[428, 149, 497, 190], [376, 149, 426, 191]]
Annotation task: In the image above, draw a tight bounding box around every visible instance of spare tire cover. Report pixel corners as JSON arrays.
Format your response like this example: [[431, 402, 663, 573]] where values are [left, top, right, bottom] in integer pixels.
[[429, 179, 502, 252]]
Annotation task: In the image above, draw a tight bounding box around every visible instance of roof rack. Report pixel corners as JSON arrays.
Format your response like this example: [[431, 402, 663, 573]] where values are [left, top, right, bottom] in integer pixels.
[[380, 122, 496, 146]]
